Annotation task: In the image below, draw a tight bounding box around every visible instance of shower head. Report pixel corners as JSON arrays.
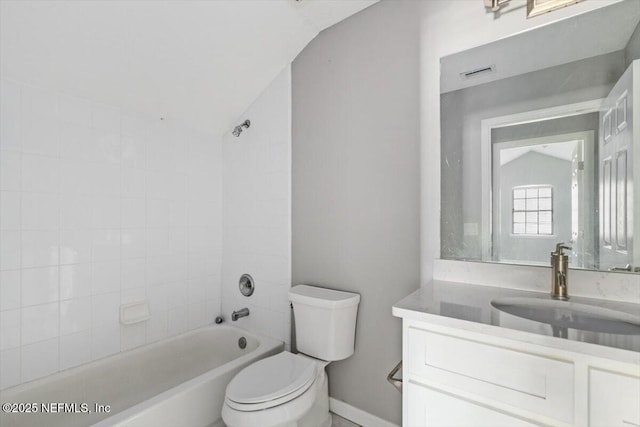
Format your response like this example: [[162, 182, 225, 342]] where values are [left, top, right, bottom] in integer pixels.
[[232, 119, 251, 137]]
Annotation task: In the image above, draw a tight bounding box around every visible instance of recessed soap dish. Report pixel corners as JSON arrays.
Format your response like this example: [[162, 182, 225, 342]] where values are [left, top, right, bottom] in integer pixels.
[[120, 301, 151, 325]]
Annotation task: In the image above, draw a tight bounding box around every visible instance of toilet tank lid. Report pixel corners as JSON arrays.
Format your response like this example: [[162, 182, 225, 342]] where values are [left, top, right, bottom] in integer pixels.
[[289, 285, 360, 309]]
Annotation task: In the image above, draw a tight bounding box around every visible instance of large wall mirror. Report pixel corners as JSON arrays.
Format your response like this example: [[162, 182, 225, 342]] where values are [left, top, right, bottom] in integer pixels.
[[440, 0, 640, 273]]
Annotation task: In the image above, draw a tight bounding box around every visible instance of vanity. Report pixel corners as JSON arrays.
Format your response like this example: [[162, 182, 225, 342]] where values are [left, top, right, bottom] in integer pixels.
[[393, 279, 640, 427], [406, 1, 640, 424]]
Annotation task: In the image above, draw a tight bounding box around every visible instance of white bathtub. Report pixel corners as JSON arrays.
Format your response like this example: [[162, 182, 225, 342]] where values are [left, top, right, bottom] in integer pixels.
[[0, 325, 283, 427]]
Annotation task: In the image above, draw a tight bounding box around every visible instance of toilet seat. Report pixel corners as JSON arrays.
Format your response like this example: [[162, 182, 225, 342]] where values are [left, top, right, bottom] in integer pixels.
[[225, 352, 318, 411]]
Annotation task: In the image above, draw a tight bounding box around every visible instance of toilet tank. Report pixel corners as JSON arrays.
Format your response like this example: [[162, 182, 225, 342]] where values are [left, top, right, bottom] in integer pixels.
[[288, 285, 360, 361]]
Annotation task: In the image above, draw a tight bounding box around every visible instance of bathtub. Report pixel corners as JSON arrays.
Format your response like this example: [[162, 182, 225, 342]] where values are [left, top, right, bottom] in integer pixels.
[[0, 325, 283, 427]]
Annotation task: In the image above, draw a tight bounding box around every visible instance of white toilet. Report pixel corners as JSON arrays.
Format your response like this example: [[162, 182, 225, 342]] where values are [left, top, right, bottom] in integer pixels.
[[222, 285, 360, 427]]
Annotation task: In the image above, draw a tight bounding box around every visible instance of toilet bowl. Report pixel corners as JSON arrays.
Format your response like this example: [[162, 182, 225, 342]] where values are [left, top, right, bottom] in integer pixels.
[[222, 285, 360, 427], [222, 351, 330, 427]]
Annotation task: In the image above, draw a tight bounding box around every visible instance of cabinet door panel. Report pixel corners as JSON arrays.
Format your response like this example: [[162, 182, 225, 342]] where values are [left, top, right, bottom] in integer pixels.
[[589, 369, 640, 427], [407, 382, 539, 427], [407, 327, 574, 423]]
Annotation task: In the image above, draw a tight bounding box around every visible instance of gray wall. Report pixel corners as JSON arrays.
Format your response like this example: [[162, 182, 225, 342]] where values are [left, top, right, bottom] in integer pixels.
[[441, 50, 625, 260], [497, 152, 572, 264], [625, 20, 640, 67], [291, 1, 421, 424]]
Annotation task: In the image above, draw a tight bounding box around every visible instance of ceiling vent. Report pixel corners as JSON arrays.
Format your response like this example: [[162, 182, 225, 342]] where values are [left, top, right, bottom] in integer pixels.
[[460, 65, 496, 80]]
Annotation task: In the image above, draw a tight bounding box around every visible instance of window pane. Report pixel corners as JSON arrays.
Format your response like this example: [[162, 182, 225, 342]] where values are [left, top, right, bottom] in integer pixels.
[[513, 199, 526, 210], [511, 185, 553, 236], [539, 198, 552, 210], [539, 223, 552, 234], [539, 187, 552, 197], [513, 223, 525, 234], [539, 211, 552, 224]]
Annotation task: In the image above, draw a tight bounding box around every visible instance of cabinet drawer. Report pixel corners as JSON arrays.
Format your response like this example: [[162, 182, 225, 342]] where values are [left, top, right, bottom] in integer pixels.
[[407, 327, 574, 423], [589, 369, 640, 427], [407, 381, 539, 427]]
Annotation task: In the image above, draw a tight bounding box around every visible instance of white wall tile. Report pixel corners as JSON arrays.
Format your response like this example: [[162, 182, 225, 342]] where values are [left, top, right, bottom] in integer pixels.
[[146, 199, 169, 228], [0, 191, 21, 230], [21, 230, 59, 268], [92, 130, 121, 164], [21, 266, 59, 307], [187, 301, 208, 329], [60, 230, 92, 265], [121, 136, 146, 169], [167, 306, 189, 336], [60, 263, 91, 300], [21, 338, 58, 383], [166, 281, 188, 309], [121, 323, 146, 351], [1, 80, 223, 388], [92, 164, 120, 196], [0, 270, 21, 311], [21, 302, 58, 345], [91, 261, 120, 295], [121, 168, 146, 196], [59, 330, 91, 370], [146, 228, 170, 256], [58, 94, 92, 127], [0, 348, 21, 388], [21, 84, 57, 119], [0, 230, 21, 270], [147, 283, 167, 313], [121, 258, 145, 290], [92, 104, 120, 133], [0, 309, 20, 350], [121, 228, 146, 259], [0, 79, 22, 151], [121, 287, 145, 304], [60, 159, 93, 195], [121, 198, 145, 228], [91, 321, 120, 360], [91, 196, 120, 229], [60, 297, 91, 335], [60, 194, 92, 229], [21, 154, 59, 193], [0, 150, 21, 191], [22, 115, 59, 157], [91, 229, 120, 261], [221, 66, 291, 346], [91, 292, 120, 326], [21, 192, 59, 230], [59, 122, 94, 161], [169, 228, 188, 255], [146, 310, 167, 343]]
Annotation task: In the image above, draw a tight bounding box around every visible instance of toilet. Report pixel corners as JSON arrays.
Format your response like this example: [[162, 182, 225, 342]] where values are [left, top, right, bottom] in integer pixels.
[[221, 285, 360, 427]]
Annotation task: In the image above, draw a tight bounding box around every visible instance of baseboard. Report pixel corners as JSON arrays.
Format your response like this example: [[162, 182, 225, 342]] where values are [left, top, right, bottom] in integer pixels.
[[329, 397, 399, 427]]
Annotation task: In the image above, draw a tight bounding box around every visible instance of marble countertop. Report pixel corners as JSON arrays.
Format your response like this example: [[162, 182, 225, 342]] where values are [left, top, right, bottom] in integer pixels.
[[393, 280, 640, 364]]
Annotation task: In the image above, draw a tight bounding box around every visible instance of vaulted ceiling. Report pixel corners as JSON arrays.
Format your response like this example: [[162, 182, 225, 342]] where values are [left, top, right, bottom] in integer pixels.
[[0, 0, 377, 137]]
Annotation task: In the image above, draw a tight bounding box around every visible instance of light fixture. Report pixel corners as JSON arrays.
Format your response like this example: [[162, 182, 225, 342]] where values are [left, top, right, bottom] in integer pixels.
[[484, 0, 581, 18]]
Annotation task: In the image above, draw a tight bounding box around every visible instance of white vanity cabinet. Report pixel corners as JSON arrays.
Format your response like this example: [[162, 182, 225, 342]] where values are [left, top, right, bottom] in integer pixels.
[[402, 319, 640, 427]]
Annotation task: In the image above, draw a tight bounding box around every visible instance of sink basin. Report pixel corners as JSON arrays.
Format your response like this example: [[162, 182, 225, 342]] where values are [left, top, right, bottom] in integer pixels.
[[491, 297, 640, 335]]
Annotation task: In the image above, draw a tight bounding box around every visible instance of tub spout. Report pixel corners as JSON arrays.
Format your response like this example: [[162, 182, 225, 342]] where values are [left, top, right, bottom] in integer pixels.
[[231, 308, 249, 321]]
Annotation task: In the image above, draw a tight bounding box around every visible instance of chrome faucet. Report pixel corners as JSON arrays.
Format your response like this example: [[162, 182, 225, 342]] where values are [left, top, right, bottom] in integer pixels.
[[231, 307, 250, 321], [551, 243, 572, 300]]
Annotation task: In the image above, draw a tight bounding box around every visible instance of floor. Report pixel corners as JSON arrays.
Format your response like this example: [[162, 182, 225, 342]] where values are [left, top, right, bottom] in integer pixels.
[[331, 413, 361, 427]]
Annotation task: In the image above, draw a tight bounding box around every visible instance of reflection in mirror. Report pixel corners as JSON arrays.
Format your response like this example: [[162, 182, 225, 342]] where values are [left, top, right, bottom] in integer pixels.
[[440, 0, 640, 273]]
